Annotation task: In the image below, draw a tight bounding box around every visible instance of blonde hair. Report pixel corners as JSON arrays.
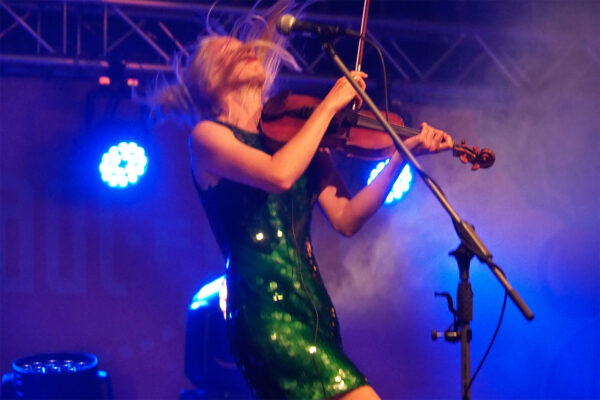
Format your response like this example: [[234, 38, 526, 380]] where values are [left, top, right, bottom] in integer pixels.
[[149, 0, 304, 128]]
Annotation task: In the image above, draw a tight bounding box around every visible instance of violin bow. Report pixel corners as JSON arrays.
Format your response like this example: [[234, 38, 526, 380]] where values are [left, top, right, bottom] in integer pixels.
[[351, 0, 370, 111]]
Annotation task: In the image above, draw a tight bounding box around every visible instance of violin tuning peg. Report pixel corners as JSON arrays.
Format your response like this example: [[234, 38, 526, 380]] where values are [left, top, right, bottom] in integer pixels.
[[471, 163, 480, 171]]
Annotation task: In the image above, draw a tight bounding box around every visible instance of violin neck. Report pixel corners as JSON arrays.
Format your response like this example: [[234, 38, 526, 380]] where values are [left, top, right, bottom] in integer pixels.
[[353, 112, 420, 138], [347, 111, 459, 150]]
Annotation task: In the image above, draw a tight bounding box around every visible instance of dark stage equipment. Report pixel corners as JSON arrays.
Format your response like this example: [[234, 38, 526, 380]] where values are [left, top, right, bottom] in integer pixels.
[[1, 352, 112, 400], [181, 276, 251, 400]]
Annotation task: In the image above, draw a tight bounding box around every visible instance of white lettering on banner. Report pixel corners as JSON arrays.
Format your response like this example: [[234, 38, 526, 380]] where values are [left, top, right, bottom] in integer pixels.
[[1, 178, 196, 296], [98, 210, 128, 297], [0, 177, 34, 293], [45, 205, 87, 294]]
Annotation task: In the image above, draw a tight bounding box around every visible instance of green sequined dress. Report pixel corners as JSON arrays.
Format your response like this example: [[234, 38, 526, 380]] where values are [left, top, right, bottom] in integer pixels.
[[196, 121, 368, 399]]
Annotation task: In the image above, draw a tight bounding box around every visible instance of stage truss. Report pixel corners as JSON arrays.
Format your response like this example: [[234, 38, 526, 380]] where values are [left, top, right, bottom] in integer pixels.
[[1, 0, 599, 96]]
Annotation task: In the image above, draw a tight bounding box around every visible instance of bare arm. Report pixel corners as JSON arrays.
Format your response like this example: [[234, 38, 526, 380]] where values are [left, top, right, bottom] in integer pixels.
[[190, 72, 367, 193], [317, 122, 453, 236]]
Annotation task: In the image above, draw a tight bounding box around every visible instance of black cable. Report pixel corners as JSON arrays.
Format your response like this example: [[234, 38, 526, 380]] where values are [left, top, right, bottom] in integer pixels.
[[464, 290, 508, 396], [360, 36, 454, 201], [290, 197, 326, 398], [362, 35, 390, 122]]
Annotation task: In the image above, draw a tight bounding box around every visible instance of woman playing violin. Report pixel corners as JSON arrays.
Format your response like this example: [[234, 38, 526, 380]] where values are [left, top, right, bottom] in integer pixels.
[[153, 3, 452, 399]]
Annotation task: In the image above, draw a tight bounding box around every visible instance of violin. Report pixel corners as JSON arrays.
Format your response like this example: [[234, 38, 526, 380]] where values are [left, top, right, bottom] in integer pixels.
[[260, 90, 496, 170]]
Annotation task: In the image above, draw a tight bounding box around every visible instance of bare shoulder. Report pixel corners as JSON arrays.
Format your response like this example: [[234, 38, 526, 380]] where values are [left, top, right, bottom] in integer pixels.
[[189, 120, 240, 163], [190, 120, 233, 145], [189, 121, 226, 189], [188, 119, 282, 192]]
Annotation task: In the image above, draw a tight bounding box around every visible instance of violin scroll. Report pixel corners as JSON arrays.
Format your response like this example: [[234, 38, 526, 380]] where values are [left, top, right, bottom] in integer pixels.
[[452, 139, 496, 171]]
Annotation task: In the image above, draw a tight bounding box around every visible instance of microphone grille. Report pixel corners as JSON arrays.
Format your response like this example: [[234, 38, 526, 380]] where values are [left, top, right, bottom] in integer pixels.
[[277, 14, 296, 35]]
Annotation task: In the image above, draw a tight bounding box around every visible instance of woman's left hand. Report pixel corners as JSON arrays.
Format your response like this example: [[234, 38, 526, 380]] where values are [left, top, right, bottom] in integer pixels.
[[403, 122, 454, 156]]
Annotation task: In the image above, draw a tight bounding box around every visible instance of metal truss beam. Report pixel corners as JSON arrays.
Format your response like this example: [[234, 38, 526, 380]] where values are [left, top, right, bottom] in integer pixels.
[[1, 0, 598, 94]]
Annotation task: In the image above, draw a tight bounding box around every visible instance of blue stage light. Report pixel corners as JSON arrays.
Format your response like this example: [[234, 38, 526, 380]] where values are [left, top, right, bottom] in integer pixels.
[[190, 275, 226, 311], [99, 142, 147, 188], [184, 273, 250, 397], [367, 159, 413, 204]]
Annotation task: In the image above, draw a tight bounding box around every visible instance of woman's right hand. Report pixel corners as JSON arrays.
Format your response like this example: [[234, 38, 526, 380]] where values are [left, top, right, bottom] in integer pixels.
[[322, 71, 368, 113], [403, 122, 454, 156]]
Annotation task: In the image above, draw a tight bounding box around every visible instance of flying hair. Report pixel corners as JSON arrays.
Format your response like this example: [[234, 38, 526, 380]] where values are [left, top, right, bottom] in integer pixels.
[[148, 0, 307, 128]]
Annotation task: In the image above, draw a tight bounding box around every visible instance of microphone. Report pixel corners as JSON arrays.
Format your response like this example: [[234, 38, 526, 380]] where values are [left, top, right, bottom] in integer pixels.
[[276, 14, 360, 37]]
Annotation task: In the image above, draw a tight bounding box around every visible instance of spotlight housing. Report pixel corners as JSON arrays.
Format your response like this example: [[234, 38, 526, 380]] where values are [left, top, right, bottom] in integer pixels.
[[1, 352, 112, 399], [183, 275, 250, 398]]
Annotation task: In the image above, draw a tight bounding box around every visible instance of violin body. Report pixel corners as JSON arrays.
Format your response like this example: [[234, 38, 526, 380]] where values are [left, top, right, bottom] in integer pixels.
[[260, 90, 495, 170], [261, 90, 397, 159]]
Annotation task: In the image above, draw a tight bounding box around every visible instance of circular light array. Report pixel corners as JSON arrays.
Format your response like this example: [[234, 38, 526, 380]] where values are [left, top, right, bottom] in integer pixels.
[[99, 142, 147, 188], [367, 159, 413, 204]]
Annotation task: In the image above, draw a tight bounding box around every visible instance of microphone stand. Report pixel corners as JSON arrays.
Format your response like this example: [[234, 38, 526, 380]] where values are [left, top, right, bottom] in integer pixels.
[[316, 35, 534, 399]]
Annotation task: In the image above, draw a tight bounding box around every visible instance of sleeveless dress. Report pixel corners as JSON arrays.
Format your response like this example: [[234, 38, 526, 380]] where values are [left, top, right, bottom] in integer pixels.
[[196, 121, 368, 399]]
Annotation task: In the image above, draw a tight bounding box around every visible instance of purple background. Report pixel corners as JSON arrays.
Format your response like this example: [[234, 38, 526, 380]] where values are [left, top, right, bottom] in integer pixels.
[[1, 5, 599, 398]]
